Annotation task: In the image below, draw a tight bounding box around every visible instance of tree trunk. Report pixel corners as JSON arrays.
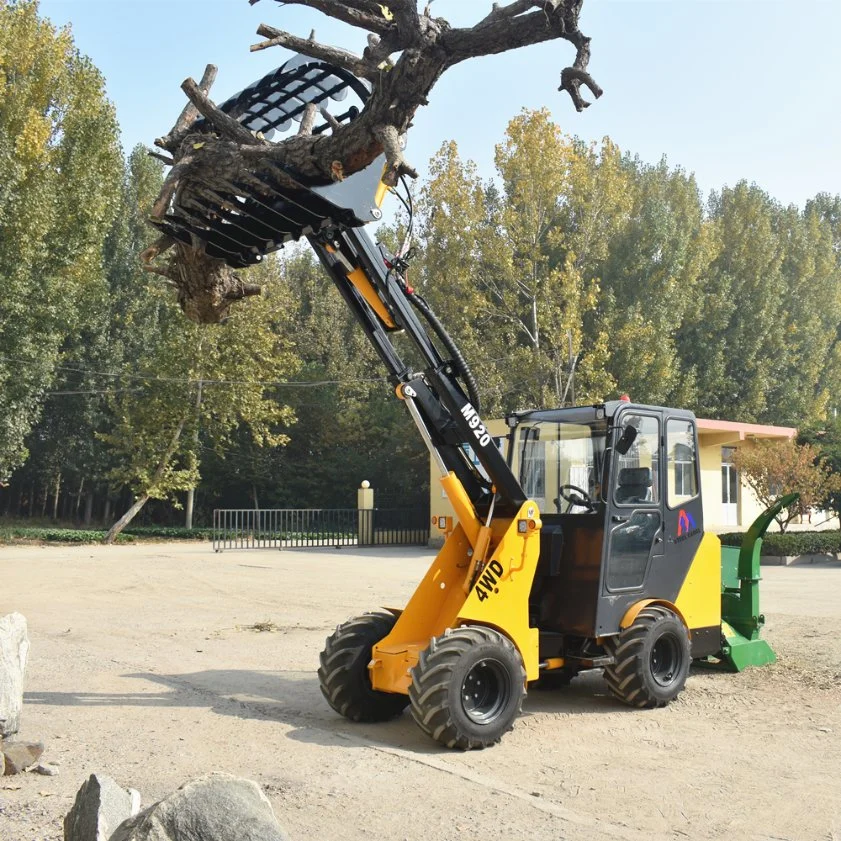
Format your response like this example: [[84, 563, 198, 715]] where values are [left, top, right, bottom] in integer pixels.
[[105, 494, 151, 544], [40, 484, 48, 518], [84, 492, 94, 526], [185, 489, 195, 530], [105, 418, 187, 544], [28, 483, 35, 517], [75, 477, 85, 520], [184, 377, 203, 531], [102, 496, 112, 526], [51, 473, 61, 521], [252, 484, 259, 511]]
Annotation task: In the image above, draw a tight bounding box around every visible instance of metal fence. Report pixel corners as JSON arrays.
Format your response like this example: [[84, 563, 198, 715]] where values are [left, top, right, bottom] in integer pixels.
[[212, 507, 429, 552]]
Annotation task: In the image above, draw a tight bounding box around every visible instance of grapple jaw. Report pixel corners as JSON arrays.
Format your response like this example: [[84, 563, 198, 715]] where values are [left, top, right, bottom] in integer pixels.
[[152, 54, 388, 269]]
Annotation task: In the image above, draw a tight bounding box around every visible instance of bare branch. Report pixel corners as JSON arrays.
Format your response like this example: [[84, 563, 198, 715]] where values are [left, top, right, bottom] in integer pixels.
[[251, 24, 375, 79], [156, 64, 218, 153], [252, 0, 393, 34], [559, 66, 602, 111], [148, 151, 176, 167], [298, 102, 318, 136], [477, 1, 540, 28], [151, 158, 195, 220], [319, 106, 341, 132], [225, 282, 263, 302], [373, 124, 418, 185], [180, 78, 261, 146], [139, 235, 175, 264], [142, 264, 178, 284]]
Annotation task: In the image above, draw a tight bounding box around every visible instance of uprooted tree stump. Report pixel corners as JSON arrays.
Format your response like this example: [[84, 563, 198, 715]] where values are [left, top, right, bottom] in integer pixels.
[[144, 0, 602, 324]]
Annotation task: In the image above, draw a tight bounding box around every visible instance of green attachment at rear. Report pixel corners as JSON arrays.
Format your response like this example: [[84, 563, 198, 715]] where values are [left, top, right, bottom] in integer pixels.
[[715, 493, 799, 671]]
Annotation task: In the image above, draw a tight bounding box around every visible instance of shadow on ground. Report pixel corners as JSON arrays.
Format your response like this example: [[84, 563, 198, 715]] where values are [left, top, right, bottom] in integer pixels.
[[25, 665, 624, 752]]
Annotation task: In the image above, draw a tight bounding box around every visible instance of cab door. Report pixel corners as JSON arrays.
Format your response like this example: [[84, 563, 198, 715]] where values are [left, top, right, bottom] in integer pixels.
[[604, 412, 664, 593]]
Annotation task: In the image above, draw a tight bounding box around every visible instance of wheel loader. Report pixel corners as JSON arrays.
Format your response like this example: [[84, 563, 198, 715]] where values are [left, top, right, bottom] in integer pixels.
[[157, 55, 782, 750]]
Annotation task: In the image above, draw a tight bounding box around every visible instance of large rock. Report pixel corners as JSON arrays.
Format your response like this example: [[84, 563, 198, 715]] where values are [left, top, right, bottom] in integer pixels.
[[110, 773, 290, 841], [63, 773, 141, 841], [0, 612, 30, 737], [2, 740, 44, 774]]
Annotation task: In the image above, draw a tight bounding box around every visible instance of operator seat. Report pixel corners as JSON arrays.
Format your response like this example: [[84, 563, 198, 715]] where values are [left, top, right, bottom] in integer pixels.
[[615, 467, 652, 504]]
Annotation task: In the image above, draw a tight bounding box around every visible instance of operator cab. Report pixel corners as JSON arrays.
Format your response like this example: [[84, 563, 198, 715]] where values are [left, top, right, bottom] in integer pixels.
[[507, 402, 703, 643]]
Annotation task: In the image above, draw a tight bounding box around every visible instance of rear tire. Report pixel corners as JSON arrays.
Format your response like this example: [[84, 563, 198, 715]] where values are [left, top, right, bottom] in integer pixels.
[[603, 606, 691, 708], [318, 611, 409, 722], [409, 626, 525, 750]]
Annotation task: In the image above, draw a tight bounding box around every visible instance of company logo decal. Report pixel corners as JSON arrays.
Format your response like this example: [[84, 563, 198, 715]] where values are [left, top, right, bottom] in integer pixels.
[[677, 509, 695, 535], [676, 508, 700, 542]]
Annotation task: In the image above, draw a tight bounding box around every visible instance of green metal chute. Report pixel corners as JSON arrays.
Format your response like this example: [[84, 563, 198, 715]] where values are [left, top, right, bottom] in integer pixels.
[[716, 493, 799, 671]]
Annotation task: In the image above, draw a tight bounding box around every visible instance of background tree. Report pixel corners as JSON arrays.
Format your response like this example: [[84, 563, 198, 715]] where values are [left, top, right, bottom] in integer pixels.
[[101, 285, 298, 543], [596, 156, 714, 406], [798, 418, 841, 524], [0, 0, 122, 477], [731, 440, 840, 532]]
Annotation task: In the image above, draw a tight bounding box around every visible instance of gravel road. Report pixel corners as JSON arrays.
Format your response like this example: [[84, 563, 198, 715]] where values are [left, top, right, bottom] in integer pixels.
[[1, 542, 839, 841]]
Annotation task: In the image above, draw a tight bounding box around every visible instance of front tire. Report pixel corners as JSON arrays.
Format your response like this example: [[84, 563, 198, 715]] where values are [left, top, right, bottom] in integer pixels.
[[409, 626, 525, 750], [603, 605, 691, 708], [318, 612, 409, 722]]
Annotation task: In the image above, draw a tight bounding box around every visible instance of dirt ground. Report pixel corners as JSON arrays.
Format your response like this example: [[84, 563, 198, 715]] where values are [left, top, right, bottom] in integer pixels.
[[1, 542, 839, 841]]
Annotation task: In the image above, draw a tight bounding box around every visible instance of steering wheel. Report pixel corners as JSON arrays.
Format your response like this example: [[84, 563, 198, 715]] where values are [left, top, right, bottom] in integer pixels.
[[557, 484, 595, 512]]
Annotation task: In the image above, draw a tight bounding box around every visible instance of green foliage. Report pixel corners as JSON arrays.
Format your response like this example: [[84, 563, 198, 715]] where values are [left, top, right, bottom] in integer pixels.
[[798, 416, 841, 520], [0, 0, 122, 476], [731, 440, 841, 532], [719, 530, 841, 557]]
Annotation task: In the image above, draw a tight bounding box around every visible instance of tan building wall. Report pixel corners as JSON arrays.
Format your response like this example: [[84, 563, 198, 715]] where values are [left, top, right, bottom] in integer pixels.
[[429, 416, 797, 539]]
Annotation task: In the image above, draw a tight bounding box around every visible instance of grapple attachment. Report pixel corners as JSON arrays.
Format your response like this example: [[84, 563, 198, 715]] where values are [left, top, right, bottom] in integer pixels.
[[153, 55, 388, 268]]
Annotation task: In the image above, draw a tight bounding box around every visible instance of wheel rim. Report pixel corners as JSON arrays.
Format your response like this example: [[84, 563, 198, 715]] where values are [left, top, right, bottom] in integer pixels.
[[461, 658, 511, 725], [650, 634, 681, 687]]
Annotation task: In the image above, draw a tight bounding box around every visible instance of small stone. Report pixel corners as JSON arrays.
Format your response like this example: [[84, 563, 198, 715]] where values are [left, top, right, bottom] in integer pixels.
[[33, 763, 59, 776], [39, 789, 52, 797], [817, 726, 832, 733], [2, 740, 44, 774]]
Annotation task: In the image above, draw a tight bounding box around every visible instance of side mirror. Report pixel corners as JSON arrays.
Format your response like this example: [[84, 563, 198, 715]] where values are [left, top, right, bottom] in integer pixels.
[[616, 425, 638, 456]]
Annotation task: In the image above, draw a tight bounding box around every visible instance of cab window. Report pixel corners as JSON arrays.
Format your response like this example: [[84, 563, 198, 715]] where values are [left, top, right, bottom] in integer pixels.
[[614, 415, 659, 506], [666, 419, 698, 507]]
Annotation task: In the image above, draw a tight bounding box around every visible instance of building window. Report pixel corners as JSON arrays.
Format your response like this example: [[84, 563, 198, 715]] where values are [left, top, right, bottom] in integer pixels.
[[667, 419, 698, 507], [721, 446, 739, 526]]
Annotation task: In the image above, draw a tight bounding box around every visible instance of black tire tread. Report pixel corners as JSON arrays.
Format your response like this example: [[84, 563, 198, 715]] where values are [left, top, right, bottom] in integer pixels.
[[603, 606, 690, 709], [409, 625, 525, 750], [318, 611, 409, 723]]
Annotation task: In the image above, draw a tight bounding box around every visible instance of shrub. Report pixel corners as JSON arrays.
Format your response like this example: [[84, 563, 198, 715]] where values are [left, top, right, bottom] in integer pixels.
[[0, 527, 133, 544], [718, 530, 840, 556], [122, 526, 213, 540]]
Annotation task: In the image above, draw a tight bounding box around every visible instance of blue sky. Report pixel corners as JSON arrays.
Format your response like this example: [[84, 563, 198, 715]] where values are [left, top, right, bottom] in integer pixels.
[[38, 0, 841, 208]]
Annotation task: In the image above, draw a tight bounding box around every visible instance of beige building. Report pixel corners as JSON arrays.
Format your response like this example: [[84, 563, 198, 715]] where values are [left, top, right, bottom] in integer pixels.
[[428, 416, 796, 535]]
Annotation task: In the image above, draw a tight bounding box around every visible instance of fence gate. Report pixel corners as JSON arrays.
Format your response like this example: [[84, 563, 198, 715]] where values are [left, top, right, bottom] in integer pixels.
[[212, 508, 429, 551]]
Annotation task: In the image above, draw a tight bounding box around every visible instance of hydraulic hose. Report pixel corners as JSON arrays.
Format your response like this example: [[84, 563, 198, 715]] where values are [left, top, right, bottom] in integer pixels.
[[407, 292, 482, 413]]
